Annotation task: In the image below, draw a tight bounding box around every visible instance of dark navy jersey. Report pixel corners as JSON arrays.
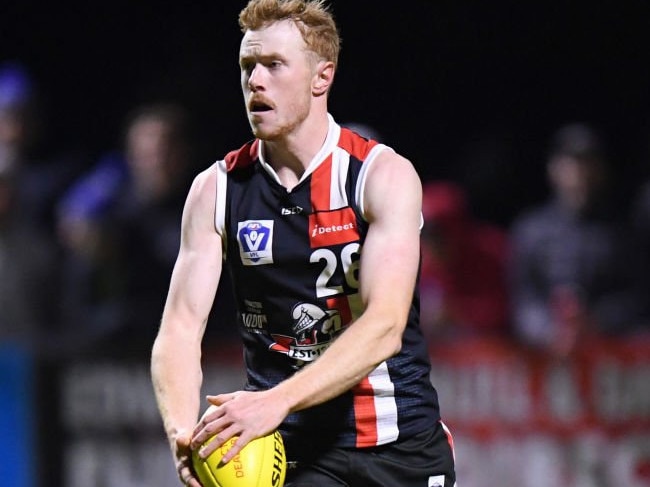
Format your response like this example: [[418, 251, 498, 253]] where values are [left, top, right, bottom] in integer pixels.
[[214, 116, 440, 455]]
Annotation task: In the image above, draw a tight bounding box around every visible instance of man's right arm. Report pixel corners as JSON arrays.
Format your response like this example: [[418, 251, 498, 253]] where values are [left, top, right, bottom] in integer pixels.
[[151, 164, 223, 484]]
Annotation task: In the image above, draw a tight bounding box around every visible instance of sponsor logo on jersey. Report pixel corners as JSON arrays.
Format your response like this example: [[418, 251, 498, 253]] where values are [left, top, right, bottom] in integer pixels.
[[281, 206, 303, 215], [237, 220, 274, 265], [241, 312, 268, 332], [309, 207, 359, 248], [269, 302, 344, 367]]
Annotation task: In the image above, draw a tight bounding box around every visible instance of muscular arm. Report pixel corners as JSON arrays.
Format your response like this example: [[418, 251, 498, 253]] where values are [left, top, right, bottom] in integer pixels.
[[195, 150, 423, 463], [277, 150, 422, 407], [151, 165, 223, 484]]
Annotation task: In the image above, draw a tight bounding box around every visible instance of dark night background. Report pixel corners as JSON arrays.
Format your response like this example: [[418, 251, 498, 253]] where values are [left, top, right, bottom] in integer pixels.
[[2, 4, 650, 486], [3, 0, 650, 226]]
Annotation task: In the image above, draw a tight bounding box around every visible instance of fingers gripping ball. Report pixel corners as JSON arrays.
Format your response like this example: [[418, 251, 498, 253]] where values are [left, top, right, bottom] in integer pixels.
[[192, 430, 286, 487]]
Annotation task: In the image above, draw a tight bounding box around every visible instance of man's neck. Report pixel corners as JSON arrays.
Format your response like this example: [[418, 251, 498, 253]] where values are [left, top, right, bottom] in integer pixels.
[[262, 113, 330, 190]]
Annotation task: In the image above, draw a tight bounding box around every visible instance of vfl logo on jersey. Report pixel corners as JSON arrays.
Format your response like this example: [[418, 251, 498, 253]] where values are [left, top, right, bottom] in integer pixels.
[[270, 302, 343, 366], [309, 207, 359, 248], [237, 220, 274, 265]]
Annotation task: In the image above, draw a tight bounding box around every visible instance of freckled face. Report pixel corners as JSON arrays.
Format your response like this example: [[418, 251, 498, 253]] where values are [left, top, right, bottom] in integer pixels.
[[239, 20, 316, 140]]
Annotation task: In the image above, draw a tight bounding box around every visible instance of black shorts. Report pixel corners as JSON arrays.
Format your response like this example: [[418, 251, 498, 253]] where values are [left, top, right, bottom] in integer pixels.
[[284, 421, 456, 487]]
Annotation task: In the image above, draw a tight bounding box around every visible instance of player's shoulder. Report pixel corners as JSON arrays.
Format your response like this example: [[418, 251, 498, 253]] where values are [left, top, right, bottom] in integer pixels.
[[188, 137, 259, 198], [337, 125, 411, 170], [361, 148, 421, 223], [224, 139, 259, 171], [192, 162, 218, 189], [338, 126, 381, 160], [373, 147, 412, 166], [183, 163, 219, 214], [368, 148, 420, 188]]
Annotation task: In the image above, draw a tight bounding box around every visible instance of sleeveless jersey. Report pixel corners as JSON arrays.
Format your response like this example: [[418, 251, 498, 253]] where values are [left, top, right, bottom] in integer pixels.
[[214, 115, 440, 455]]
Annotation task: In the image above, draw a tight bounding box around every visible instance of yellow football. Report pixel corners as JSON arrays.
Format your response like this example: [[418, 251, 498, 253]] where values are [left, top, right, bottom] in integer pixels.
[[192, 429, 286, 487]]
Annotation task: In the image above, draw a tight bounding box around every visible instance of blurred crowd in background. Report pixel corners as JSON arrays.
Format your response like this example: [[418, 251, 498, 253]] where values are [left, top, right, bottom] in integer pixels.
[[1, 59, 649, 363], [420, 121, 650, 357], [0, 61, 239, 360]]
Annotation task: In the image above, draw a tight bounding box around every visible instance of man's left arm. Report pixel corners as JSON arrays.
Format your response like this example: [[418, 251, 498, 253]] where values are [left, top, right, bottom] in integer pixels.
[[280, 149, 422, 402]]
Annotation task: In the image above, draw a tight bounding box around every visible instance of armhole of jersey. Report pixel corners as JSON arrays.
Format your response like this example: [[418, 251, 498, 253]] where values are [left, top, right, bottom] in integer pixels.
[[354, 144, 392, 221], [214, 160, 228, 237]]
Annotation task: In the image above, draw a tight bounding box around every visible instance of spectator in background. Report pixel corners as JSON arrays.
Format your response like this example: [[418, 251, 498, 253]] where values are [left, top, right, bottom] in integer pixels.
[[0, 60, 89, 355], [509, 123, 647, 357], [419, 180, 510, 341], [0, 61, 84, 238], [0, 161, 60, 348], [56, 102, 197, 354], [0, 63, 36, 171]]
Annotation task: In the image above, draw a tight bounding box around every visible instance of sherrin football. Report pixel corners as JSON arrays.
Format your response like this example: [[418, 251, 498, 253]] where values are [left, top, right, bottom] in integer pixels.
[[192, 426, 286, 487]]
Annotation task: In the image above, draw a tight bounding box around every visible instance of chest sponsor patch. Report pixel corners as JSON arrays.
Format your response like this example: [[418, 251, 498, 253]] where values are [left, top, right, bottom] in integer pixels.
[[309, 207, 359, 248], [237, 220, 274, 265]]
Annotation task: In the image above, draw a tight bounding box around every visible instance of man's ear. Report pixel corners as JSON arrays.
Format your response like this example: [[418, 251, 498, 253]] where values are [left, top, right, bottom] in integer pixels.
[[313, 60, 335, 96]]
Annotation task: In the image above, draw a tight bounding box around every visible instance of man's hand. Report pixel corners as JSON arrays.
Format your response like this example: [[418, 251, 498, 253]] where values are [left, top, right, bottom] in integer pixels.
[[174, 433, 202, 486], [190, 389, 290, 464]]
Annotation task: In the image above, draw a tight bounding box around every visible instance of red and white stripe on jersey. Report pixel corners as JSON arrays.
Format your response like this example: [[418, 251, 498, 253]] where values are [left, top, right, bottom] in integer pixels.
[[328, 294, 400, 447], [353, 362, 400, 447], [326, 293, 364, 331], [309, 123, 393, 218], [311, 123, 401, 446]]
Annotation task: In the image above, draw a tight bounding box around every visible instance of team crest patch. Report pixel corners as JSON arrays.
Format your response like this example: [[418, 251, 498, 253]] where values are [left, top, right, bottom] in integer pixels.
[[237, 220, 274, 265], [269, 302, 344, 366]]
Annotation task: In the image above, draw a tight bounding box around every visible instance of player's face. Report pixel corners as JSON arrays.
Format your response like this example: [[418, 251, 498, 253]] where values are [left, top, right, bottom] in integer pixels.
[[239, 20, 316, 140]]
